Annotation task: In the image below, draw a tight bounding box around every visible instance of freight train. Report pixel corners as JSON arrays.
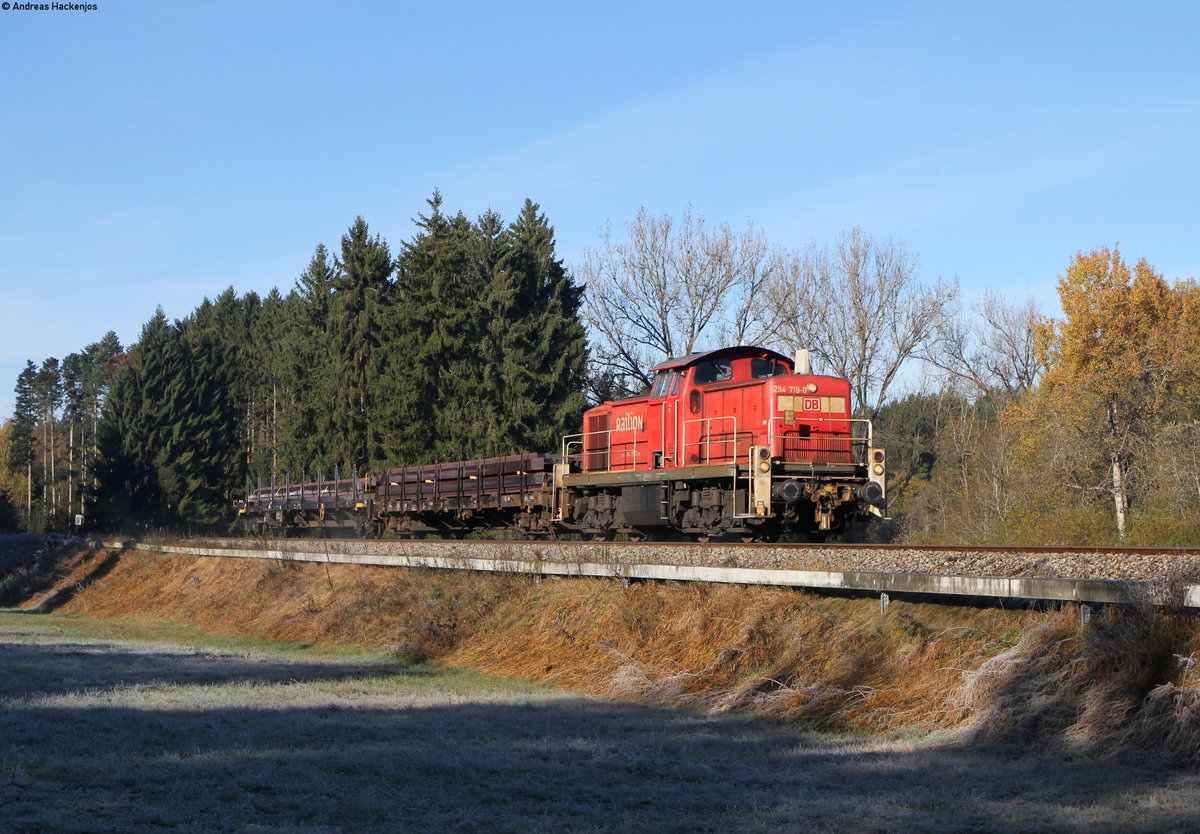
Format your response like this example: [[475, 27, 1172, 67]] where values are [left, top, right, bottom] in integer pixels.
[[237, 346, 887, 541]]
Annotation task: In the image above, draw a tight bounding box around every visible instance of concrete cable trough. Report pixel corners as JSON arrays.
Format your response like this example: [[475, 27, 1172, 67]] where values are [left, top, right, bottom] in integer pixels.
[[100, 537, 1200, 610]]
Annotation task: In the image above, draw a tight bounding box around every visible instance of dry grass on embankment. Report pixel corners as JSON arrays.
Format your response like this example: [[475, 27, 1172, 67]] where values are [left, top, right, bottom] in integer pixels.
[[15, 544, 1200, 764]]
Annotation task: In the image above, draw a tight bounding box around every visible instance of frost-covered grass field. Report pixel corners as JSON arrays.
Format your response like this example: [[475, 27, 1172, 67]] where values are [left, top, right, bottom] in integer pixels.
[[1, 611, 1198, 834]]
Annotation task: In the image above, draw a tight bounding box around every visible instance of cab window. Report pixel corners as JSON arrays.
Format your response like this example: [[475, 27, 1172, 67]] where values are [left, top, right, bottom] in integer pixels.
[[751, 358, 789, 379], [650, 372, 670, 398], [650, 370, 682, 398], [693, 358, 733, 385]]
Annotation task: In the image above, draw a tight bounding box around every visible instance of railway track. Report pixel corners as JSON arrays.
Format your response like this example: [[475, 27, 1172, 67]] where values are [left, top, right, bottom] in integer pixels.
[[98, 536, 1200, 610]]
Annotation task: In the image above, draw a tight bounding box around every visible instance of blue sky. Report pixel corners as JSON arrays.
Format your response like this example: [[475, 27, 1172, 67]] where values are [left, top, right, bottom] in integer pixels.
[[2, 0, 1198, 416]]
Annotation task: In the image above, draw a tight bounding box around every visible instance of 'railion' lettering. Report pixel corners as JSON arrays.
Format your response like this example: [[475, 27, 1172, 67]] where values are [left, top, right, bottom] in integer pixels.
[[614, 414, 645, 432]]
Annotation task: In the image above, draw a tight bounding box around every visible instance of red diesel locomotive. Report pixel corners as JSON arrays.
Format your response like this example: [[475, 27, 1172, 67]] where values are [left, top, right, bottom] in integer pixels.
[[239, 345, 886, 540], [561, 345, 885, 540]]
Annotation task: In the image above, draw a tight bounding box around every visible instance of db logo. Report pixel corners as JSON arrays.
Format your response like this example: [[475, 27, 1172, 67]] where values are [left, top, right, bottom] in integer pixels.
[[802, 397, 821, 411]]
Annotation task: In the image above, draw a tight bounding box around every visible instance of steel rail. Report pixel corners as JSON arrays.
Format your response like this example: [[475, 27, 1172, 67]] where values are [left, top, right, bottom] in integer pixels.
[[98, 537, 1200, 610], [107, 535, 1200, 556]]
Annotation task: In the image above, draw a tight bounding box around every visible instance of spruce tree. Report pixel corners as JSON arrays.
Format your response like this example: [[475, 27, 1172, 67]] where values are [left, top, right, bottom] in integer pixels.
[[329, 217, 393, 470], [181, 288, 259, 508], [174, 326, 241, 526], [130, 310, 187, 526], [495, 199, 588, 453], [472, 209, 515, 455], [248, 288, 289, 484], [277, 244, 341, 474], [93, 344, 158, 530], [9, 362, 37, 477], [9, 361, 38, 525], [379, 194, 588, 464], [94, 310, 241, 531], [428, 210, 494, 461], [379, 193, 458, 465]]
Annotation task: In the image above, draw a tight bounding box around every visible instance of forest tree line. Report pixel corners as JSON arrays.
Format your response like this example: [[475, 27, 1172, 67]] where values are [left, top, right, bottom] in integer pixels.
[[2, 198, 1198, 543], [1, 195, 587, 532]]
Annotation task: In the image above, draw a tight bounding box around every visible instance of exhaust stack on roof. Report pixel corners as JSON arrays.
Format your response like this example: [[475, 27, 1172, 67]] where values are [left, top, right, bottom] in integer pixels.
[[794, 348, 811, 375]]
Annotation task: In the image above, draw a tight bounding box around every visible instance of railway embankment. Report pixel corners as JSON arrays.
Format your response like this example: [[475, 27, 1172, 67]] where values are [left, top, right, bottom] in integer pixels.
[[4, 536, 1199, 765]]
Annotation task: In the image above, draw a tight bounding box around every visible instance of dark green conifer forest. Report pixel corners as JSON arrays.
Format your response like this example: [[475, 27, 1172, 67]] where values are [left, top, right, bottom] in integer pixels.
[[1, 195, 587, 532]]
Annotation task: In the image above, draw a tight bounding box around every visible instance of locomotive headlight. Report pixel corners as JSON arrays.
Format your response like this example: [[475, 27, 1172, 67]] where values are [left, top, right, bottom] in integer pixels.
[[872, 463, 885, 476], [803, 382, 818, 393], [758, 460, 771, 473]]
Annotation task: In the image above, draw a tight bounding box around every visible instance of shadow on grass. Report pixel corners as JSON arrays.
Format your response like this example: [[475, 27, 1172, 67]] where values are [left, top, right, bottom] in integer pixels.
[[0, 536, 77, 607], [0, 639, 431, 699], [1, 633, 1197, 833]]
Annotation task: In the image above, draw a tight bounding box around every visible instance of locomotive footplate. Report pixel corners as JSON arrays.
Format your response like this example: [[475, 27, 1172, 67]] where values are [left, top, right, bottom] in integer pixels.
[[560, 463, 739, 488]]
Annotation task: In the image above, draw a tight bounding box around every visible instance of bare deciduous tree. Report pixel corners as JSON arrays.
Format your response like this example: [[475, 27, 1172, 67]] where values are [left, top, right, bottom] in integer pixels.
[[901, 395, 1023, 543], [580, 206, 784, 394], [925, 291, 1043, 399], [761, 227, 957, 415]]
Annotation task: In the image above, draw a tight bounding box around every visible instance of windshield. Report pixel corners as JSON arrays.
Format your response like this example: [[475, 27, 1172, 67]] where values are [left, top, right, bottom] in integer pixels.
[[693, 358, 733, 385]]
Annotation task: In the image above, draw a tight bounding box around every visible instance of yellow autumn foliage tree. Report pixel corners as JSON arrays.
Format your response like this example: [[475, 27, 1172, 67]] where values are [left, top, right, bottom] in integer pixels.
[[1035, 247, 1200, 539], [0, 422, 27, 530]]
